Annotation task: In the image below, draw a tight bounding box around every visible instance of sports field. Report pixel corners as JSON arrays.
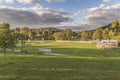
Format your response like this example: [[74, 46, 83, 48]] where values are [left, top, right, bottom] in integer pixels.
[[1, 41, 120, 80]]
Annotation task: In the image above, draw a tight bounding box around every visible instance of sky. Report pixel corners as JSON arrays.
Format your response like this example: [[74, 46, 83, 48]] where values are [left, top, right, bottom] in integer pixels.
[[0, 0, 120, 31]]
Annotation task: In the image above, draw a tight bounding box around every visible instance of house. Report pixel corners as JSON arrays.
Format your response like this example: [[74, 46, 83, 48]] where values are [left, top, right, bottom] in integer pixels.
[[96, 40, 118, 48]]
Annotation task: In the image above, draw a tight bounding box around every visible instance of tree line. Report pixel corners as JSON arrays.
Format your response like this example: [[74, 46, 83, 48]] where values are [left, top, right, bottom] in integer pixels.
[[0, 20, 120, 53], [14, 20, 120, 41]]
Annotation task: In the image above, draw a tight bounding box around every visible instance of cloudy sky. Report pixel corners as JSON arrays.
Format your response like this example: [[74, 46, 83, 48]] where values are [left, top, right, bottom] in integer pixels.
[[0, 0, 120, 31]]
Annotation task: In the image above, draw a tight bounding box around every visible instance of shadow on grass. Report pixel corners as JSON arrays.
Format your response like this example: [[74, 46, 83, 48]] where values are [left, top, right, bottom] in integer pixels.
[[23, 44, 120, 57], [52, 48, 120, 57]]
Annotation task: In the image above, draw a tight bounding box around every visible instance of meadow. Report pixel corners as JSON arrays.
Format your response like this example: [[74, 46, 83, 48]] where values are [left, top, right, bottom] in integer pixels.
[[1, 41, 120, 80], [24, 41, 120, 57]]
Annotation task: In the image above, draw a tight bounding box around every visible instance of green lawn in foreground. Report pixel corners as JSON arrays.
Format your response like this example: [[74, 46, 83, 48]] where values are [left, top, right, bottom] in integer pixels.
[[1, 55, 120, 80], [0, 41, 120, 80]]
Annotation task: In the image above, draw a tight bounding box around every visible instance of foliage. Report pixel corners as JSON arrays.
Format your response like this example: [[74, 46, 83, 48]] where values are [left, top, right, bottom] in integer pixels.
[[13, 20, 120, 41], [0, 23, 17, 53]]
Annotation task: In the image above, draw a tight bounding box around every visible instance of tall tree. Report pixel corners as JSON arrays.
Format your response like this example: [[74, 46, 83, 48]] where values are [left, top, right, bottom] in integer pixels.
[[102, 28, 109, 39], [92, 28, 103, 40], [53, 32, 65, 40], [20, 27, 31, 40], [0, 23, 16, 53], [81, 31, 89, 41], [64, 29, 73, 40]]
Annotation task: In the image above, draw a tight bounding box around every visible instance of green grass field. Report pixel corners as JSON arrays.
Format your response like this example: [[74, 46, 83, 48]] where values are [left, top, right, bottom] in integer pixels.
[[24, 41, 120, 57], [1, 41, 120, 80]]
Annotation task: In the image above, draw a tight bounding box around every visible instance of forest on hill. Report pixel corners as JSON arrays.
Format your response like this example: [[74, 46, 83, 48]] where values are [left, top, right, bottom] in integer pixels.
[[13, 20, 120, 41], [0, 20, 120, 41]]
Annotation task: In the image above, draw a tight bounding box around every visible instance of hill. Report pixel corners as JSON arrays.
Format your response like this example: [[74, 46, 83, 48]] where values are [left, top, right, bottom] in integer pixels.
[[80, 20, 120, 41]]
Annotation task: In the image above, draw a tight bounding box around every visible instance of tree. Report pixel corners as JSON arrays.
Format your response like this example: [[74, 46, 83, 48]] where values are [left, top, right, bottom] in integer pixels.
[[20, 27, 31, 40], [53, 32, 65, 40], [29, 32, 34, 40], [102, 28, 109, 39], [92, 29, 103, 40], [81, 31, 89, 41], [42, 31, 49, 40], [8, 30, 18, 53], [18, 34, 26, 52], [0, 23, 16, 53], [88, 31, 93, 40], [36, 33, 42, 40], [63, 29, 73, 40], [109, 30, 115, 39]]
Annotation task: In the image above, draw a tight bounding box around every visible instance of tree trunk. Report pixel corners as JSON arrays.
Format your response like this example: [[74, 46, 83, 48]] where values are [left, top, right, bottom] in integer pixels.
[[11, 48, 14, 53], [3, 48, 6, 53]]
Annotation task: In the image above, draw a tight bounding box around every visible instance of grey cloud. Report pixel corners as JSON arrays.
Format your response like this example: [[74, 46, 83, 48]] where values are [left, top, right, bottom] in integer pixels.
[[0, 7, 71, 28], [85, 3, 120, 27], [0, 0, 41, 4], [16, 0, 40, 4], [69, 3, 120, 31], [62, 24, 98, 31], [32, 7, 68, 16], [65, 4, 120, 31]]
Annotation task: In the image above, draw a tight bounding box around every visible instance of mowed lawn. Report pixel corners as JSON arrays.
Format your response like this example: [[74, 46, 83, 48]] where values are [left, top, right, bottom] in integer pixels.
[[24, 41, 120, 57], [1, 41, 120, 80]]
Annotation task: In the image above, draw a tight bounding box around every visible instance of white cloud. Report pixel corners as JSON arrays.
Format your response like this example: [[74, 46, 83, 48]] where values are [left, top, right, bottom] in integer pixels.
[[46, 0, 66, 2], [85, 3, 120, 26], [103, 0, 111, 3], [71, 3, 120, 31], [0, 0, 40, 4], [71, 11, 82, 18], [31, 6, 68, 16], [5, 0, 14, 3], [88, 4, 105, 12]]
